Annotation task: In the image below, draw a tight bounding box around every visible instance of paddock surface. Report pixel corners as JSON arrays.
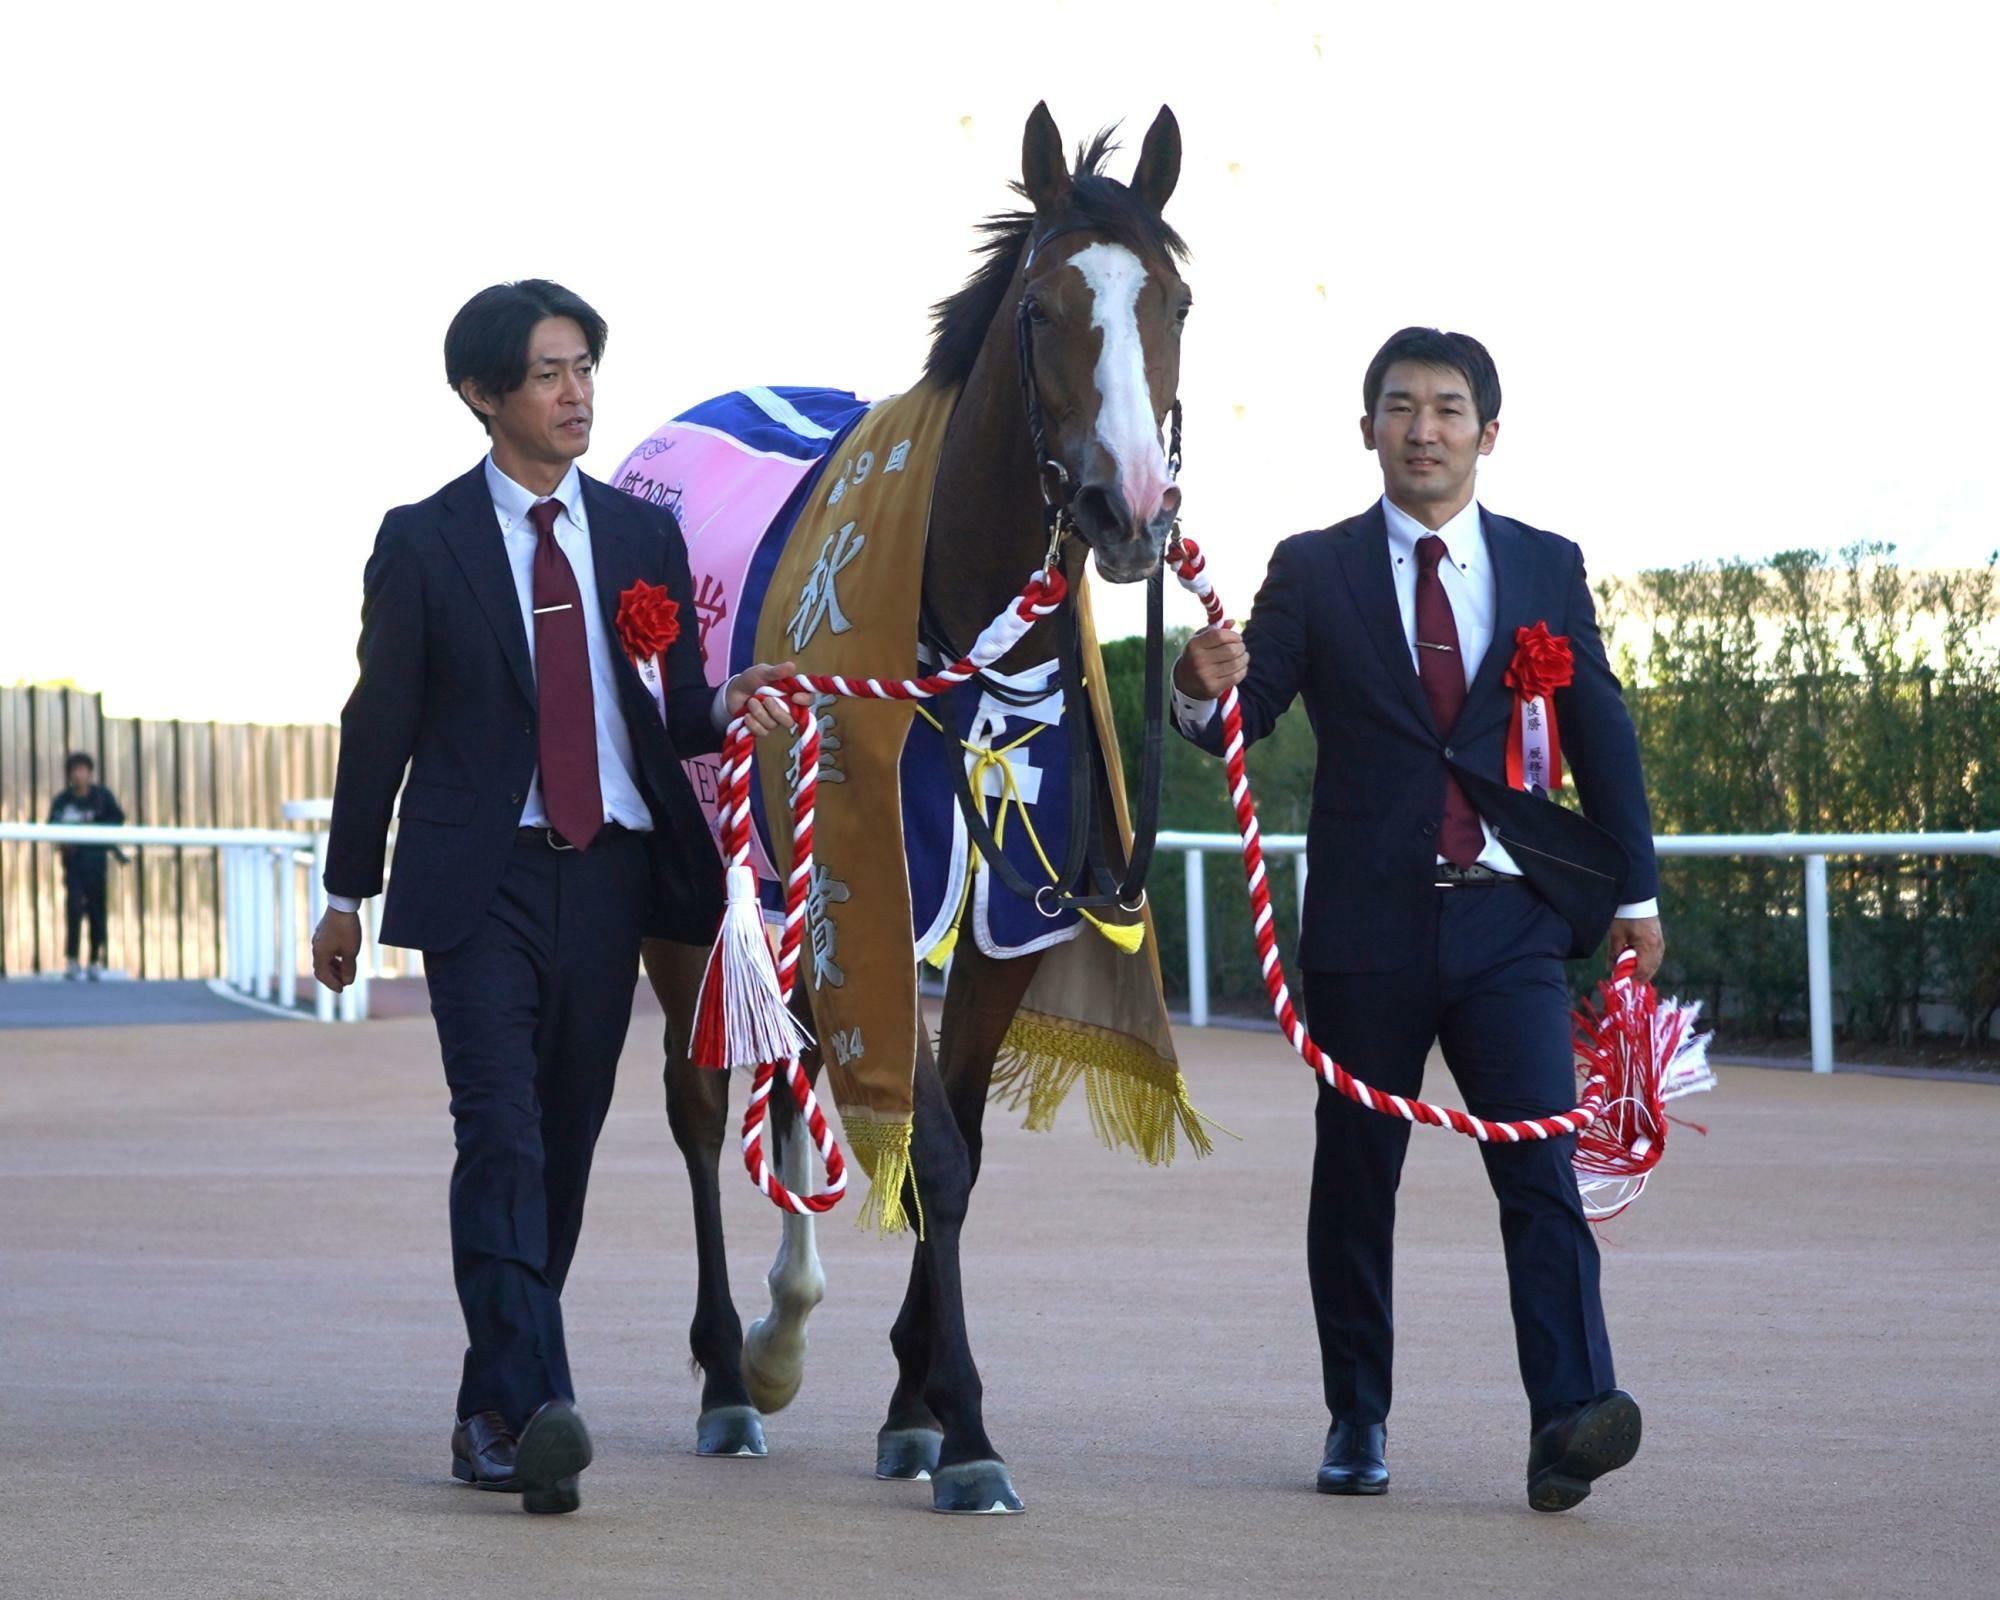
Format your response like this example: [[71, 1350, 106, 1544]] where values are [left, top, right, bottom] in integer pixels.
[[4, 1009, 1996, 1599]]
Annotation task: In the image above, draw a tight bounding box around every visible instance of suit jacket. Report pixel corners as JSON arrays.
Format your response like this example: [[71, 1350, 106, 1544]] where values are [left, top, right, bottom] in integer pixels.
[[325, 462, 725, 953], [1181, 502, 1658, 971]]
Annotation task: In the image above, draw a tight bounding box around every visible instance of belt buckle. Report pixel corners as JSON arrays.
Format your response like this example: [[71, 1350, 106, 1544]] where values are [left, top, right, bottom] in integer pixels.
[[546, 827, 575, 852]]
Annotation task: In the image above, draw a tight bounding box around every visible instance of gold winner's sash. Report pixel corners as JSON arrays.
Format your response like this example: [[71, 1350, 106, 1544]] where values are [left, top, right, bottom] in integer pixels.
[[755, 382, 1206, 1233]]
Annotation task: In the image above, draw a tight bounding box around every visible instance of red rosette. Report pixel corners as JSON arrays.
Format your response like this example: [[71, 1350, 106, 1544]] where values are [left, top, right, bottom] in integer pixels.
[[616, 579, 680, 662], [1504, 620, 1573, 698], [1503, 620, 1573, 790]]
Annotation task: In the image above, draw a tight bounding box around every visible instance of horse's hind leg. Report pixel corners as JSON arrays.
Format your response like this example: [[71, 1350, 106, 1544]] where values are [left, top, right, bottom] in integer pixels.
[[740, 1006, 827, 1415], [876, 945, 1041, 1487], [646, 937, 766, 1458]]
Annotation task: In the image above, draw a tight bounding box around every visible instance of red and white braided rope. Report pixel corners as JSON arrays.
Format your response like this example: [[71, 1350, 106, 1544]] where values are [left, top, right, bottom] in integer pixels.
[[710, 567, 1071, 1213], [1166, 535, 1611, 1144]]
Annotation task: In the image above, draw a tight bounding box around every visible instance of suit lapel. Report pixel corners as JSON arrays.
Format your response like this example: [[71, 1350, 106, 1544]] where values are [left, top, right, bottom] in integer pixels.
[[1462, 508, 1529, 732], [1331, 503, 1436, 731], [438, 463, 536, 707], [581, 476, 659, 726]]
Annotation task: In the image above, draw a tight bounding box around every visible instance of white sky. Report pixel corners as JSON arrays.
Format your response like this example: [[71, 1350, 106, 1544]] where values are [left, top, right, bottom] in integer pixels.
[[5, 0, 1993, 724]]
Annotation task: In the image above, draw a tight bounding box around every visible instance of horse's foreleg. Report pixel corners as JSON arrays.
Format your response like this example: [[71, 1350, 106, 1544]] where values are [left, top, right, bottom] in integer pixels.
[[740, 1026, 827, 1415], [903, 1030, 1024, 1514], [876, 945, 1042, 1489], [936, 941, 1044, 1178], [647, 937, 766, 1459]]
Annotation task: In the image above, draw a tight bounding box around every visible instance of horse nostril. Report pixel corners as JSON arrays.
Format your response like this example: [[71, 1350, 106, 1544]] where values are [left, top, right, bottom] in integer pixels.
[[1157, 484, 1183, 524], [1072, 484, 1124, 538]]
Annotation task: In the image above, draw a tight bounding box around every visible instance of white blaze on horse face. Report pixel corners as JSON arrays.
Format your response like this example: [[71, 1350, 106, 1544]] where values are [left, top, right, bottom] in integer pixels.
[[1069, 241, 1172, 530]]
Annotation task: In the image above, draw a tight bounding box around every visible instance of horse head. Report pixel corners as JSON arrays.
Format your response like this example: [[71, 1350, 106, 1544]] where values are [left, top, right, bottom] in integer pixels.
[[1014, 102, 1190, 585]]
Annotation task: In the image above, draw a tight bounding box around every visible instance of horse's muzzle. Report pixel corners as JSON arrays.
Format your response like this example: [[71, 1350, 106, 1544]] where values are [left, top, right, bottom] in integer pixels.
[[1074, 482, 1180, 583]]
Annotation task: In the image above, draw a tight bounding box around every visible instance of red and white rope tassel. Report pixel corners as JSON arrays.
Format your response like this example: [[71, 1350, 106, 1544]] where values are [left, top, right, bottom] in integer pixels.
[[1167, 537, 1711, 1210], [1570, 947, 1716, 1219], [690, 567, 1071, 1213]]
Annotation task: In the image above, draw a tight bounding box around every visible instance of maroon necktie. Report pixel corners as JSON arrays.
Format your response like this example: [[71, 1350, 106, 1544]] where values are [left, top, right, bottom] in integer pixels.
[[528, 498, 603, 851], [1414, 534, 1485, 870]]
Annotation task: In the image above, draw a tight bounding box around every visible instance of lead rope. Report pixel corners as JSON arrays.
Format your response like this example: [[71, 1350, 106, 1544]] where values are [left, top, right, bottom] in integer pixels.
[[1164, 535, 1619, 1145], [704, 534, 1699, 1218]]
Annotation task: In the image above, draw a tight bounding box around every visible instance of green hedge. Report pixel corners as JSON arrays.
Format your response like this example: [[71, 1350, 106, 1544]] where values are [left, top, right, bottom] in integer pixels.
[[1100, 546, 2000, 1047]]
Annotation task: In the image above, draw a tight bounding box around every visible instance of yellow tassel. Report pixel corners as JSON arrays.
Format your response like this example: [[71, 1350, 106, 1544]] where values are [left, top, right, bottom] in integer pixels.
[[925, 923, 959, 970], [842, 1116, 924, 1237], [1080, 910, 1146, 954], [989, 1013, 1222, 1166]]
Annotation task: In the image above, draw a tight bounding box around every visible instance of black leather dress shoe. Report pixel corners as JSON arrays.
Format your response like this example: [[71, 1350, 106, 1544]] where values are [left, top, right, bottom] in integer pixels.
[[1526, 1389, 1642, 1512], [450, 1411, 520, 1491], [515, 1399, 594, 1515], [1316, 1421, 1389, 1495]]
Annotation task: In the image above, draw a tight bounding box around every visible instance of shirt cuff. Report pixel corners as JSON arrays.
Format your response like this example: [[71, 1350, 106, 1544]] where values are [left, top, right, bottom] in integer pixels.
[[325, 892, 362, 915], [1171, 686, 1219, 735], [710, 683, 731, 732], [1614, 898, 1659, 920]]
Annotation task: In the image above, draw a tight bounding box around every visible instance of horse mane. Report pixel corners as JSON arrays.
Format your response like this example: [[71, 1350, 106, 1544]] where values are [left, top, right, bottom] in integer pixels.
[[923, 127, 1189, 385]]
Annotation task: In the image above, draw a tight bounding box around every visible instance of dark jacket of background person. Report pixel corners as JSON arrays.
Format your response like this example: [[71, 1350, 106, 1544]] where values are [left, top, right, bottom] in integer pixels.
[[323, 461, 724, 952], [46, 783, 125, 878]]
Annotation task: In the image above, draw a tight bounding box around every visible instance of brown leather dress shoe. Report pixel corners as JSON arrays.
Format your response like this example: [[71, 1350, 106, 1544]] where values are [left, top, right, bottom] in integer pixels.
[[1526, 1390, 1642, 1512], [450, 1411, 520, 1491], [515, 1399, 593, 1515]]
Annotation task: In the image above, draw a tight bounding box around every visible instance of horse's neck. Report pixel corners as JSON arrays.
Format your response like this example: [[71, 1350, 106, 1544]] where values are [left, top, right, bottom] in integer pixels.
[[925, 276, 1059, 661]]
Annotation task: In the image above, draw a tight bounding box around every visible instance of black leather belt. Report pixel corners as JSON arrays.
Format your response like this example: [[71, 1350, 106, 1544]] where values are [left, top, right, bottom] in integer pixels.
[[1434, 861, 1508, 887], [517, 822, 637, 852]]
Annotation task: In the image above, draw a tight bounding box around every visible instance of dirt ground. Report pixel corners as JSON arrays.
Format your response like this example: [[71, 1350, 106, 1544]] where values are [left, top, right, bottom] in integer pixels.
[[4, 1010, 1996, 1599]]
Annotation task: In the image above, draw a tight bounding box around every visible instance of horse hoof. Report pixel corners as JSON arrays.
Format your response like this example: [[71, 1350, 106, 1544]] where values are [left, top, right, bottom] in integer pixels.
[[930, 1459, 1025, 1514], [695, 1405, 768, 1458], [875, 1427, 944, 1481]]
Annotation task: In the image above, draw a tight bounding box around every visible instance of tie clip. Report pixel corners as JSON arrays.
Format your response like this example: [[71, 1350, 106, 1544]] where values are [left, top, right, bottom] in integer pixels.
[[533, 603, 573, 615], [1415, 640, 1456, 652]]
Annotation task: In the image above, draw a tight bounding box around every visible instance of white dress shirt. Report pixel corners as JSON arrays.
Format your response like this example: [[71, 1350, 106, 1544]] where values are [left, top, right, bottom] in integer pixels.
[[1173, 495, 1657, 919], [325, 458, 656, 915], [485, 457, 653, 834]]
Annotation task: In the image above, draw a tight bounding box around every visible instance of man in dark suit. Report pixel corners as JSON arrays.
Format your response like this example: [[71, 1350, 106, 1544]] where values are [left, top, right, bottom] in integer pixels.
[[1173, 327, 1664, 1513], [311, 279, 802, 1515]]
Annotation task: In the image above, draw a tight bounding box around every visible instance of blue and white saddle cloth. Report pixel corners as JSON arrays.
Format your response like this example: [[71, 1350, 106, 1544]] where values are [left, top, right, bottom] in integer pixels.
[[902, 656, 1085, 962]]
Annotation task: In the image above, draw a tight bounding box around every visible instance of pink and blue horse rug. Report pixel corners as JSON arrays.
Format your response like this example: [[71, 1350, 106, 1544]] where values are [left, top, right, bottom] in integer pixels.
[[610, 387, 1087, 961]]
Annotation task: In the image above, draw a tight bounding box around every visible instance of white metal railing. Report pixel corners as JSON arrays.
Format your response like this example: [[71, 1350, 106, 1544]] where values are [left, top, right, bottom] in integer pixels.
[[1159, 829, 2000, 1073], [12, 814, 1999, 1052], [279, 798, 389, 1023], [0, 820, 336, 1016]]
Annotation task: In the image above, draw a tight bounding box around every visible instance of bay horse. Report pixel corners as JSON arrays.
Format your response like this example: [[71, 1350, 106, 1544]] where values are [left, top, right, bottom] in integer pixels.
[[640, 102, 1191, 1514]]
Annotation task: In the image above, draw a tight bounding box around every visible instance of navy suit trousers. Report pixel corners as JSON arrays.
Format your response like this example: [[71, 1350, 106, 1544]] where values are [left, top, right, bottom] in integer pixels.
[[425, 828, 650, 1429], [1302, 881, 1616, 1428]]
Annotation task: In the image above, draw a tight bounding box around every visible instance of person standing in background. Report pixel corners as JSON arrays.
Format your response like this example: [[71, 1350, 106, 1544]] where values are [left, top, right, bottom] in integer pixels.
[[47, 751, 126, 980]]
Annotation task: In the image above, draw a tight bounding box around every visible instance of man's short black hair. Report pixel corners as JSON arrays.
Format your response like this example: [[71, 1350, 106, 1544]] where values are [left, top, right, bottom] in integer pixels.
[[1363, 326, 1502, 428], [65, 751, 95, 775], [444, 280, 608, 432]]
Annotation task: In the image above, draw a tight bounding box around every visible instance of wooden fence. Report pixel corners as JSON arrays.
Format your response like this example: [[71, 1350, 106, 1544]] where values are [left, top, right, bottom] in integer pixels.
[[0, 685, 338, 978]]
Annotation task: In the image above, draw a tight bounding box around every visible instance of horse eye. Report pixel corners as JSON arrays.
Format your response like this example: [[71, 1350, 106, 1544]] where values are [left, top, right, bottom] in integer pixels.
[[1025, 298, 1050, 326], [1175, 303, 1192, 324]]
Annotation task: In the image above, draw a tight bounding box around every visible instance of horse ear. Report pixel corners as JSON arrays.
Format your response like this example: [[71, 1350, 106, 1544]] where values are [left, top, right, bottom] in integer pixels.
[[1021, 101, 1071, 214], [1130, 105, 1181, 212]]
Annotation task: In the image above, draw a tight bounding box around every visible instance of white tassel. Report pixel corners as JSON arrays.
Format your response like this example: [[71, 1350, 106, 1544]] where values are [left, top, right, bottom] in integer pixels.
[[693, 865, 811, 1072]]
